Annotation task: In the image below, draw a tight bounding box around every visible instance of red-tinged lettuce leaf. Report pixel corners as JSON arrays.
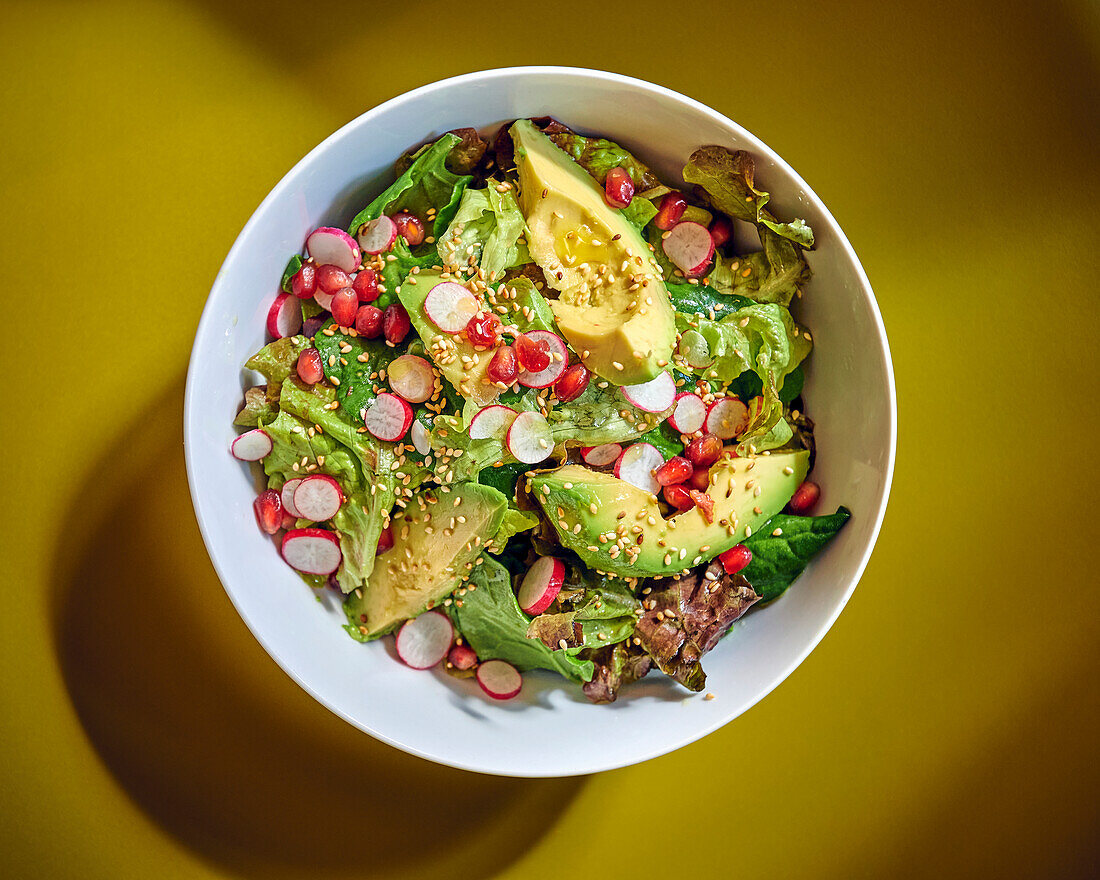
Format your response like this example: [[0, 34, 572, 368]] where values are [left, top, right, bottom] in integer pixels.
[[396, 127, 488, 177], [582, 641, 653, 703], [234, 384, 279, 427], [526, 565, 640, 652]]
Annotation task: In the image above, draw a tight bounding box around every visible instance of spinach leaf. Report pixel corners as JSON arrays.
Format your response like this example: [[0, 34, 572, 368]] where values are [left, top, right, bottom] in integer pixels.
[[478, 460, 530, 502], [313, 320, 404, 422], [742, 507, 851, 601], [667, 281, 754, 321], [281, 254, 303, 293], [639, 421, 684, 458]]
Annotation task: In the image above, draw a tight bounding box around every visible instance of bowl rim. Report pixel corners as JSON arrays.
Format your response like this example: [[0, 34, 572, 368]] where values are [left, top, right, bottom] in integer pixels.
[[184, 65, 897, 776]]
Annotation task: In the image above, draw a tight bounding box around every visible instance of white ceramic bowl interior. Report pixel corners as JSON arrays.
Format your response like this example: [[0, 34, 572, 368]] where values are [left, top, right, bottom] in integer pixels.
[[185, 67, 895, 777]]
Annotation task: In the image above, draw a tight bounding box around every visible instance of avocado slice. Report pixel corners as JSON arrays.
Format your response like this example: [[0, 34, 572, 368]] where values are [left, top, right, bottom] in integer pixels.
[[528, 449, 809, 577], [344, 482, 508, 637], [510, 119, 676, 385]]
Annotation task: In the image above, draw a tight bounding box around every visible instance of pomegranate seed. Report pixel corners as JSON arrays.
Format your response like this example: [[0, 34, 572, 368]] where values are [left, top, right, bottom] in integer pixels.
[[290, 263, 316, 299], [448, 644, 478, 670], [376, 525, 394, 555], [254, 489, 282, 535], [352, 267, 379, 302], [383, 303, 411, 344], [487, 345, 520, 385], [685, 433, 723, 468], [654, 192, 687, 230], [515, 333, 551, 372], [709, 215, 734, 248], [788, 480, 821, 514], [554, 362, 590, 402], [663, 484, 695, 512], [719, 544, 752, 575], [296, 348, 324, 384], [466, 311, 501, 347], [393, 212, 425, 246], [688, 467, 710, 491], [280, 510, 296, 530], [604, 166, 635, 209], [355, 304, 383, 338], [689, 489, 715, 523], [316, 263, 350, 293], [330, 287, 359, 326], [654, 456, 693, 486]]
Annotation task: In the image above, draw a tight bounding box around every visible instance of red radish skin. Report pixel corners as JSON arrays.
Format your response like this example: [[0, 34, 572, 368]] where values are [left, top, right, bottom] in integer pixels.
[[487, 345, 520, 385], [517, 331, 568, 388], [705, 398, 750, 439], [465, 311, 501, 347], [306, 227, 361, 274], [231, 428, 272, 461], [395, 611, 453, 670], [280, 478, 303, 518], [448, 644, 478, 671], [296, 348, 324, 384], [330, 287, 359, 327], [669, 393, 706, 434], [356, 216, 397, 255], [352, 267, 379, 302], [468, 404, 518, 440], [387, 354, 435, 403], [355, 304, 383, 338], [582, 443, 622, 467], [614, 443, 664, 495], [553, 362, 590, 402], [281, 528, 342, 575], [604, 166, 635, 209], [517, 556, 565, 615], [663, 221, 715, 277], [383, 303, 411, 344], [363, 392, 414, 442], [266, 293, 302, 339], [292, 474, 343, 521], [788, 480, 821, 514], [376, 525, 394, 555], [622, 371, 675, 413], [315, 263, 351, 293], [709, 215, 734, 248], [506, 411, 554, 464], [290, 263, 316, 299], [254, 489, 283, 535], [392, 212, 425, 246], [423, 281, 479, 333], [719, 544, 752, 575], [663, 484, 695, 511], [655, 456, 693, 487], [686, 433, 723, 468], [410, 420, 432, 455], [654, 192, 687, 230], [476, 660, 522, 700]]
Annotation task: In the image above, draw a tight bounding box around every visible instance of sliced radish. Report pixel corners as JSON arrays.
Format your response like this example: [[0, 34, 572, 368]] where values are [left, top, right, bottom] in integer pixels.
[[313, 288, 335, 311], [395, 610, 454, 669], [622, 371, 675, 413], [231, 428, 272, 461], [356, 215, 397, 255], [363, 392, 414, 442], [505, 411, 554, 464], [266, 292, 302, 339], [423, 281, 479, 333], [663, 221, 716, 277], [306, 227, 361, 273], [614, 443, 664, 495], [517, 330, 568, 388], [582, 443, 622, 467], [705, 397, 750, 439], [292, 474, 342, 521], [469, 404, 518, 440], [669, 392, 707, 434], [477, 659, 522, 700], [387, 354, 434, 403], [448, 644, 478, 670], [280, 477, 304, 518], [411, 419, 432, 455], [517, 555, 565, 615], [281, 528, 342, 575]]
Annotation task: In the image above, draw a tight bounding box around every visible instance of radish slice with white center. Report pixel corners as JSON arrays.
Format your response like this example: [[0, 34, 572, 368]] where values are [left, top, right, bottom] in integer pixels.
[[363, 392, 414, 442], [306, 227, 361, 273], [356, 216, 397, 255], [705, 397, 750, 439], [280, 478, 303, 518], [395, 610, 454, 669], [663, 220, 715, 277], [614, 443, 663, 495], [622, 371, 675, 413], [423, 281, 479, 333], [517, 556, 565, 615], [387, 354, 434, 403], [505, 411, 554, 464], [582, 443, 622, 467], [266, 292, 302, 339], [477, 659, 522, 700], [410, 420, 432, 455], [281, 528, 342, 575], [469, 404, 518, 440], [517, 330, 568, 388], [313, 288, 335, 311], [231, 428, 272, 461], [669, 392, 707, 434], [292, 474, 343, 521]]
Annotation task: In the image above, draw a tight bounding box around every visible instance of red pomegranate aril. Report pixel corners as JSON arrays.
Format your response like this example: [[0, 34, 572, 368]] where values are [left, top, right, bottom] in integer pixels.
[[654, 456, 693, 486], [719, 544, 752, 575], [689, 489, 715, 523], [554, 362, 590, 402], [709, 215, 734, 248], [376, 525, 394, 555], [515, 333, 551, 372], [788, 480, 821, 514], [330, 287, 359, 326], [352, 267, 379, 302], [689, 467, 711, 492], [355, 304, 383, 337], [383, 303, 411, 344], [254, 489, 282, 535], [604, 166, 635, 209], [487, 345, 520, 385], [393, 212, 425, 246], [316, 263, 351, 293], [654, 192, 687, 230], [290, 263, 316, 299], [663, 484, 695, 511], [685, 433, 723, 469], [296, 348, 324, 384], [466, 311, 501, 347]]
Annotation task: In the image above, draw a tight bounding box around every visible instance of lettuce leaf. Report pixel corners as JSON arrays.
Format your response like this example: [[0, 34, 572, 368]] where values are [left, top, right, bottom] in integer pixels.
[[490, 507, 539, 550], [526, 566, 640, 654], [581, 642, 653, 703], [548, 381, 664, 446], [245, 335, 311, 386], [638, 422, 684, 459], [235, 385, 279, 427], [498, 276, 557, 334], [437, 182, 530, 277], [706, 227, 812, 307], [281, 254, 304, 293], [742, 507, 850, 601]]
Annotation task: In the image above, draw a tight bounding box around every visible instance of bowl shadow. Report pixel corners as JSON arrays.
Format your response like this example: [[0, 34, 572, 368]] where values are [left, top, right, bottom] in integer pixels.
[[50, 380, 583, 880]]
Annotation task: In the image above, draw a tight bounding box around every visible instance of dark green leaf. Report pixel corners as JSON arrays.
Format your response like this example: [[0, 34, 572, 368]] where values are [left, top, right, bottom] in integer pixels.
[[668, 281, 755, 321], [742, 507, 851, 601], [281, 254, 303, 293], [639, 422, 684, 459]]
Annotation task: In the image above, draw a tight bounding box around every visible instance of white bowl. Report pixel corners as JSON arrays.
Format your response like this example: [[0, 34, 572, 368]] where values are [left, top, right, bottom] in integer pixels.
[[185, 67, 895, 777]]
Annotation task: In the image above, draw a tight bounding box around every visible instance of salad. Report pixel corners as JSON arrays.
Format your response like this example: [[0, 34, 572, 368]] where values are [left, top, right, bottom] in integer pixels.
[[231, 118, 850, 702]]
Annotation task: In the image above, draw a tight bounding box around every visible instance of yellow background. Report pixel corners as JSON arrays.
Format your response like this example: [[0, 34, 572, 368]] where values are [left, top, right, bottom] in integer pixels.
[[2, 0, 1098, 876]]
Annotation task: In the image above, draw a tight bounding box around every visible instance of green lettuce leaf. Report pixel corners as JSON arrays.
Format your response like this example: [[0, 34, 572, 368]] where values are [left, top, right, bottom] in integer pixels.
[[437, 182, 530, 277], [742, 507, 850, 601], [281, 254, 303, 293], [234, 385, 279, 427], [548, 381, 663, 446], [497, 276, 557, 334], [490, 507, 539, 549], [706, 227, 812, 307], [526, 566, 640, 654], [313, 321, 401, 423], [245, 335, 311, 385], [477, 461, 530, 503]]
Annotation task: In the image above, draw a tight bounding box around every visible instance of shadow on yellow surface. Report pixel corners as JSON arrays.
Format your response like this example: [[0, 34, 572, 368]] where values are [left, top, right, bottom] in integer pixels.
[[49, 381, 582, 880]]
